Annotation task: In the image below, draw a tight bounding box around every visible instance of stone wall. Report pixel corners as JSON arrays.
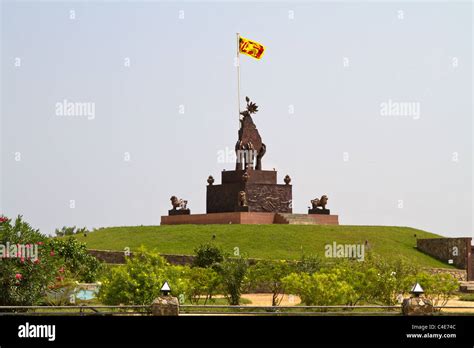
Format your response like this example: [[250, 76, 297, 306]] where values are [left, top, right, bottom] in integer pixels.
[[417, 237, 472, 281], [88, 249, 260, 266], [424, 268, 467, 282], [88, 249, 196, 265]]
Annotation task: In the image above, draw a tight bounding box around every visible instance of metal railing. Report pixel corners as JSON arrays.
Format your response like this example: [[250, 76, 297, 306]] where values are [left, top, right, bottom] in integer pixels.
[[179, 304, 403, 316], [0, 304, 472, 316], [0, 305, 152, 316]]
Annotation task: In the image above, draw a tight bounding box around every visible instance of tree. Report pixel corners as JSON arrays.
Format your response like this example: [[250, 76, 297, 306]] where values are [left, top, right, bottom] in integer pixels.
[[215, 256, 248, 305], [193, 243, 224, 269], [186, 267, 220, 304], [247, 260, 294, 306]]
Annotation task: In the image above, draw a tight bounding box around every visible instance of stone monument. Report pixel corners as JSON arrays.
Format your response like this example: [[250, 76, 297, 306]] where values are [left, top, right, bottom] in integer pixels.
[[206, 97, 292, 214], [309, 195, 330, 215], [161, 96, 339, 225]]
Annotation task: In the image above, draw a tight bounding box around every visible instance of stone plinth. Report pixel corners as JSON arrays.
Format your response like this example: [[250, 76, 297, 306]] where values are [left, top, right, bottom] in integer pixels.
[[162, 212, 277, 225], [168, 209, 191, 216], [151, 296, 179, 316], [207, 169, 292, 214], [161, 212, 339, 225], [308, 208, 330, 215], [402, 297, 434, 316]]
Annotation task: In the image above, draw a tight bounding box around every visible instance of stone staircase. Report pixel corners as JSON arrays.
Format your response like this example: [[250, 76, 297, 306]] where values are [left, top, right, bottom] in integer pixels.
[[275, 213, 321, 225], [459, 281, 474, 293]]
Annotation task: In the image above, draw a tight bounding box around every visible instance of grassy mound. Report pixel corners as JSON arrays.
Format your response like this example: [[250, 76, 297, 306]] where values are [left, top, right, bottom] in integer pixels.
[[72, 224, 450, 269]]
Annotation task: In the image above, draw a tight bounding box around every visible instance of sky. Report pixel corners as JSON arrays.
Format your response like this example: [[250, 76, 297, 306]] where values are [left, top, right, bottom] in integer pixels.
[[0, 0, 472, 238]]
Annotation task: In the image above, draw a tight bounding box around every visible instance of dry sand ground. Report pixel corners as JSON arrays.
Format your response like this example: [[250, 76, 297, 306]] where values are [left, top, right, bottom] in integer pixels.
[[240, 293, 301, 306]]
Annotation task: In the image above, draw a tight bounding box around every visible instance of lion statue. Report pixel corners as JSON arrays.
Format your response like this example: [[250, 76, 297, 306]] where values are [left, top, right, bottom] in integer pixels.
[[170, 196, 188, 210], [311, 195, 328, 210], [238, 191, 248, 207]]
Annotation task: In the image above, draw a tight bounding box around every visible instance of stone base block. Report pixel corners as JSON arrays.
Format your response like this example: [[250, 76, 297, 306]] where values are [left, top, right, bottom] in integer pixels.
[[308, 208, 330, 215], [161, 212, 339, 225], [151, 296, 179, 316], [168, 209, 191, 216], [402, 297, 434, 316]]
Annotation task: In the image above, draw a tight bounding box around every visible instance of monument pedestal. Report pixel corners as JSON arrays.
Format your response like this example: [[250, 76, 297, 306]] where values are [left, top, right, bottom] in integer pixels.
[[206, 169, 292, 214], [402, 297, 434, 316], [168, 209, 191, 216], [308, 208, 330, 215]]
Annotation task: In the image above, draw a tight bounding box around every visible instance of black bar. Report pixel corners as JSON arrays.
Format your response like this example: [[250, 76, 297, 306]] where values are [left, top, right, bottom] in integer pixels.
[[0, 315, 473, 346]]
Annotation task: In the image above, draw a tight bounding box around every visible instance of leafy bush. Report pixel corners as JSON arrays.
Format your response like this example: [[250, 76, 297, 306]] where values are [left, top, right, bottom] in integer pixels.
[[99, 247, 192, 305], [408, 272, 458, 308], [283, 271, 356, 306], [47, 237, 102, 282], [329, 255, 417, 305], [193, 243, 224, 268], [215, 256, 248, 305], [0, 215, 61, 306], [296, 254, 323, 275]]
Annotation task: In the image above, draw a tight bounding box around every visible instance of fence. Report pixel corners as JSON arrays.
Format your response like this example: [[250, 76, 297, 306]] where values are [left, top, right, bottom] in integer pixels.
[[0, 304, 472, 316], [0, 305, 152, 316]]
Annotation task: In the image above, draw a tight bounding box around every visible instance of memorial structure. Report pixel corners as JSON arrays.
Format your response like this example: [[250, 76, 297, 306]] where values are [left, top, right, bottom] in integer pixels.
[[161, 97, 339, 225]]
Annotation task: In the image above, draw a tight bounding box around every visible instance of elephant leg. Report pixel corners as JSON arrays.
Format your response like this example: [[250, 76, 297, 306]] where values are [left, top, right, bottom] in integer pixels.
[[255, 143, 266, 170], [235, 141, 243, 170]]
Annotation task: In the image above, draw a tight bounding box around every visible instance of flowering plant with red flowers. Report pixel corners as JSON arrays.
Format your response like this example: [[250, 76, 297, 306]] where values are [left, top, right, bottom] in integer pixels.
[[0, 215, 61, 305]]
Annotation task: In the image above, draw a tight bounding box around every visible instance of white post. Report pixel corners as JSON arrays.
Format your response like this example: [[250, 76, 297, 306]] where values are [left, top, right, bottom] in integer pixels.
[[236, 33, 241, 128]]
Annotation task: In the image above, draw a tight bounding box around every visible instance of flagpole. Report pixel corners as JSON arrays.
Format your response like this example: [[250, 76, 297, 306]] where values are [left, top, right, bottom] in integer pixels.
[[236, 32, 241, 129]]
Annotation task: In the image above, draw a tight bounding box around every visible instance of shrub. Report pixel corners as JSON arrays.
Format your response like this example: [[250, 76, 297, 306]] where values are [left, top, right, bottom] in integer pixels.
[[408, 272, 459, 308], [296, 254, 323, 275], [282, 272, 356, 306], [47, 237, 102, 283], [0, 215, 61, 306], [193, 243, 224, 269], [329, 255, 417, 305], [99, 247, 191, 305], [215, 256, 248, 305], [99, 247, 169, 305]]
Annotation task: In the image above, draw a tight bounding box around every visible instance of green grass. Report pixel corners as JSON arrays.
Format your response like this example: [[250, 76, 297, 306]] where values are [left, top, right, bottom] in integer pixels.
[[458, 294, 474, 302], [71, 224, 451, 268]]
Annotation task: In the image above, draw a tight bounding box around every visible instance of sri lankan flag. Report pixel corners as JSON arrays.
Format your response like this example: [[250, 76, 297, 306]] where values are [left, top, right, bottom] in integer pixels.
[[239, 36, 265, 60]]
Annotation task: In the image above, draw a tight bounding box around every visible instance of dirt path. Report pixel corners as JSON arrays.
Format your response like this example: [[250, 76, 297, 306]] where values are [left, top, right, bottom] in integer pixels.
[[241, 293, 301, 306]]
